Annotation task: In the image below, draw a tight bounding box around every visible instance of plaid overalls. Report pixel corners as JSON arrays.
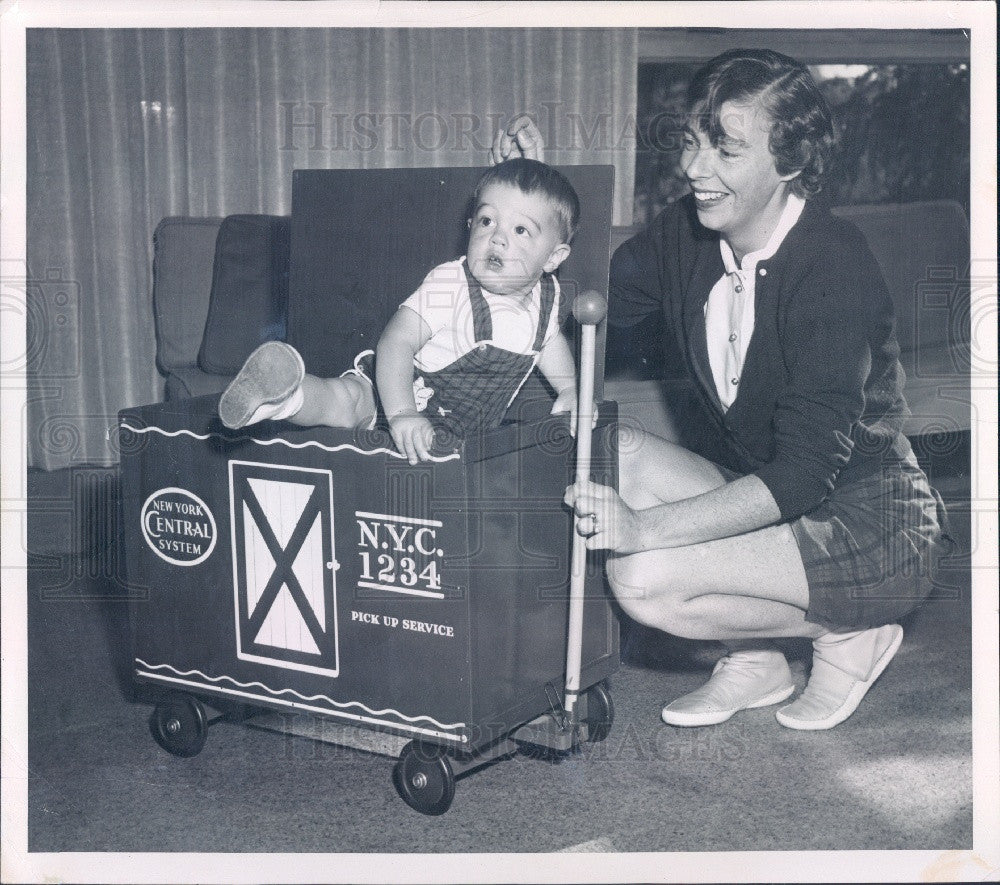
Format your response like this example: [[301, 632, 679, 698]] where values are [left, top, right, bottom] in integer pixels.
[[356, 258, 558, 439], [417, 259, 558, 437]]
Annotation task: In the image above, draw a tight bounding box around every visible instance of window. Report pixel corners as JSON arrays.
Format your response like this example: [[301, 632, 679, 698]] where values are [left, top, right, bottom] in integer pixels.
[[633, 30, 971, 224]]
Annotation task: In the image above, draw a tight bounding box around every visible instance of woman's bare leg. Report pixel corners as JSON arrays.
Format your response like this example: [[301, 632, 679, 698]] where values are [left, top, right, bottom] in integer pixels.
[[608, 431, 824, 641], [611, 430, 900, 730]]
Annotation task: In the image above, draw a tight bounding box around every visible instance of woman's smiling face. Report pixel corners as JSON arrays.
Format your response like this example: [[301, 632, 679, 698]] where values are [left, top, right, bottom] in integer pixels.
[[680, 99, 799, 260]]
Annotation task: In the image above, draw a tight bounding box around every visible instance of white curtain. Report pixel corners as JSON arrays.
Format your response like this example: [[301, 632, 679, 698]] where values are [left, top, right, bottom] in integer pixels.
[[26, 27, 638, 468]]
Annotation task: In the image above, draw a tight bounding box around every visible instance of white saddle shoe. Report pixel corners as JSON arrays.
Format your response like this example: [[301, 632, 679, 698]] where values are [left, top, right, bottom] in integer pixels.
[[661, 648, 795, 727], [776, 624, 904, 731], [219, 341, 305, 429]]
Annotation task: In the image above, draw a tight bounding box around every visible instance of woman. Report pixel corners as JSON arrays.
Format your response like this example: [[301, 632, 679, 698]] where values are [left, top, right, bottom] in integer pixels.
[[492, 48, 951, 730]]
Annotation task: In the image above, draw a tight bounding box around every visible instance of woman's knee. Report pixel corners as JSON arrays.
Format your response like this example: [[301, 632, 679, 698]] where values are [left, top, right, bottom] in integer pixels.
[[617, 433, 727, 507], [606, 554, 690, 631], [606, 551, 729, 639], [610, 582, 708, 638]]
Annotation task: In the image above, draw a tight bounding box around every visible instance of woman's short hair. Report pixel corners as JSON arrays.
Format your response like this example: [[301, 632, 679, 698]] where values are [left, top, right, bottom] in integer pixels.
[[688, 48, 834, 198]]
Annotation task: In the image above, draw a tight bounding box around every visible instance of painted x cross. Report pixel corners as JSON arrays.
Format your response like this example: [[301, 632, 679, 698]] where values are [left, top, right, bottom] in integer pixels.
[[241, 481, 326, 649]]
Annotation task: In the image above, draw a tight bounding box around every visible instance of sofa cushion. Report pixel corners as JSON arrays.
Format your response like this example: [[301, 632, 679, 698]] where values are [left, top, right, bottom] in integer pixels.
[[831, 201, 969, 368], [152, 217, 223, 374], [197, 214, 290, 376], [164, 364, 234, 401], [832, 201, 970, 436]]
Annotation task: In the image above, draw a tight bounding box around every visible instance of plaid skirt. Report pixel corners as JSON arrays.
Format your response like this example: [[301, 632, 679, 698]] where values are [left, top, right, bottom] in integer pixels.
[[784, 452, 955, 631]]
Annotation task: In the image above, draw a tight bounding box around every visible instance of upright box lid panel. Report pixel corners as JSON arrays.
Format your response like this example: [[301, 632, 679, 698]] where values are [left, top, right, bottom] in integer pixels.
[[287, 165, 615, 382], [461, 412, 619, 731], [120, 399, 476, 747]]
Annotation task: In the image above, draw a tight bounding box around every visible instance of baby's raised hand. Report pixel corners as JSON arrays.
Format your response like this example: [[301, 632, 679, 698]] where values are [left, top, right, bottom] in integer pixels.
[[388, 412, 435, 465]]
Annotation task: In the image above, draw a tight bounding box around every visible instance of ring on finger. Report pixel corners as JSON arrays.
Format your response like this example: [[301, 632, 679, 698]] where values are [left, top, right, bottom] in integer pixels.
[[579, 512, 599, 534]]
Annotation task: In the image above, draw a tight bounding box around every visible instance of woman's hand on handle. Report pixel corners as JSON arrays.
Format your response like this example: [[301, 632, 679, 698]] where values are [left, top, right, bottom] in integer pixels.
[[564, 480, 643, 553], [489, 115, 546, 165]]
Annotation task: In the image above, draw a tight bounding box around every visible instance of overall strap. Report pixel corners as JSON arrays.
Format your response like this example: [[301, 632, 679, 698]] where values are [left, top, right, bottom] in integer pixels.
[[530, 272, 557, 352], [461, 258, 493, 343]]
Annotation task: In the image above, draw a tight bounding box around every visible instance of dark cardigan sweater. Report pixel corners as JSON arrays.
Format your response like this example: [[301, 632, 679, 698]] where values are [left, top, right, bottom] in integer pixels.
[[609, 194, 912, 521]]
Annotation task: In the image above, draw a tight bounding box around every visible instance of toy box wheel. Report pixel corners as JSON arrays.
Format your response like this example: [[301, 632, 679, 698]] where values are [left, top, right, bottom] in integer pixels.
[[393, 741, 456, 815], [583, 681, 614, 743], [150, 692, 209, 758]]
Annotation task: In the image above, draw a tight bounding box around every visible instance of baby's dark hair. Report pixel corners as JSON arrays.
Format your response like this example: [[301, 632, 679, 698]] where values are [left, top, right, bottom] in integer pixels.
[[473, 158, 581, 242], [688, 48, 834, 198]]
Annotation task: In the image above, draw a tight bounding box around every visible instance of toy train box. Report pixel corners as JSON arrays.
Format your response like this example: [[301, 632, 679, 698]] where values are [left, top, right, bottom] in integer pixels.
[[119, 396, 619, 753]]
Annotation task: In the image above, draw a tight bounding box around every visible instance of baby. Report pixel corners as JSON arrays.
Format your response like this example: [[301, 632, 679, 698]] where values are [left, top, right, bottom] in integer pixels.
[[218, 158, 581, 463]]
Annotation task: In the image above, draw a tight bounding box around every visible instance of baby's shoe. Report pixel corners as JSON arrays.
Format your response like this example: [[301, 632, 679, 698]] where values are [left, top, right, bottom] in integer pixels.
[[775, 624, 903, 731], [219, 341, 305, 429], [661, 645, 795, 727]]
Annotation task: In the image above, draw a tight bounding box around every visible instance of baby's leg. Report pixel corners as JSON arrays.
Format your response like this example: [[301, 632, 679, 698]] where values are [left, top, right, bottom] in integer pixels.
[[291, 374, 375, 428], [219, 341, 375, 429]]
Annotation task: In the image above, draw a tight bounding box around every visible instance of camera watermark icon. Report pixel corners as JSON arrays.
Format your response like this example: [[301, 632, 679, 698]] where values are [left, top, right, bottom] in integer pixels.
[[1, 265, 82, 380], [913, 259, 997, 378], [26, 465, 149, 600], [36, 412, 126, 463]]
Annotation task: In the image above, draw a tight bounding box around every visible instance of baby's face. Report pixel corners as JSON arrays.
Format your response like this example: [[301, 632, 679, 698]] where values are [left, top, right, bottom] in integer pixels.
[[466, 182, 570, 298]]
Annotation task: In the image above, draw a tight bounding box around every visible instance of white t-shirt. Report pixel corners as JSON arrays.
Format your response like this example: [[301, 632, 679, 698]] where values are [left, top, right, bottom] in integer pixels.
[[400, 257, 563, 374]]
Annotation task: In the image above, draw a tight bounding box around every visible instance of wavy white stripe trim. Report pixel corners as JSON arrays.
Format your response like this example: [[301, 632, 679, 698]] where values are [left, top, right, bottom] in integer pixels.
[[120, 422, 461, 462], [135, 659, 465, 731], [138, 670, 465, 743]]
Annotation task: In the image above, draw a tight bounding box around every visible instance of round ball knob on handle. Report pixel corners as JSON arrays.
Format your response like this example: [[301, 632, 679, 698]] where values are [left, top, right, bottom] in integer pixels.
[[573, 290, 608, 326]]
